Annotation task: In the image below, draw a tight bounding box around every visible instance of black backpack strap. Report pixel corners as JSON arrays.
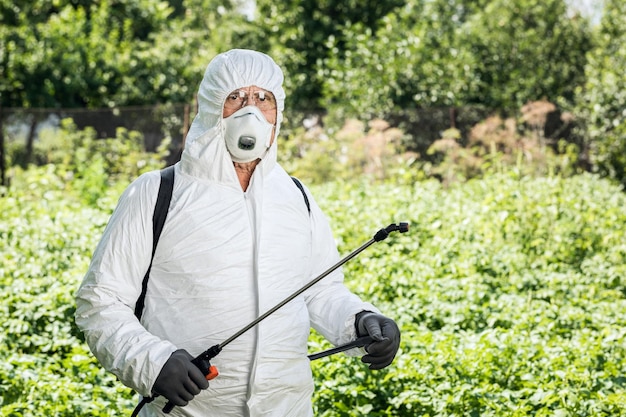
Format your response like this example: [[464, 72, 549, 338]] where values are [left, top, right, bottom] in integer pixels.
[[134, 165, 175, 320], [291, 176, 311, 214]]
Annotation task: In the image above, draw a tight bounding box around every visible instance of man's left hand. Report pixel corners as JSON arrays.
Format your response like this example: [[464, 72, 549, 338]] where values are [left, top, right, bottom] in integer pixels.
[[355, 312, 401, 370]]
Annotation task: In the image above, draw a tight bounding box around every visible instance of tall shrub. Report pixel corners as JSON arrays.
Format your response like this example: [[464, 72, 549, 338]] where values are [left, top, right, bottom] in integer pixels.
[[574, 0, 626, 186]]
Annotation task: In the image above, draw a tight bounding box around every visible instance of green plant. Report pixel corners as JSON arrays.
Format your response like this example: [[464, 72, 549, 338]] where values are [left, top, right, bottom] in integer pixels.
[[426, 104, 582, 185], [0, 166, 136, 415], [573, 0, 626, 186], [279, 118, 412, 184], [23, 118, 169, 206], [1, 164, 624, 416], [308, 173, 626, 416]]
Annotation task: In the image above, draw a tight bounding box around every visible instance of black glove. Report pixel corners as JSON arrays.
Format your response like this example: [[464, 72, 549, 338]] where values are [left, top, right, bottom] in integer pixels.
[[152, 349, 210, 407], [355, 311, 401, 370]]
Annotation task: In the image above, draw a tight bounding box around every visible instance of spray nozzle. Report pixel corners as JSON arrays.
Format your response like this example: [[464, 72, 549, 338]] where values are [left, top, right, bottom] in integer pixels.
[[373, 222, 410, 242]]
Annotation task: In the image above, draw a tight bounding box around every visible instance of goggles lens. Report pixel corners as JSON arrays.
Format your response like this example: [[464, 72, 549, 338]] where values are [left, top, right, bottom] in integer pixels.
[[224, 90, 277, 111]]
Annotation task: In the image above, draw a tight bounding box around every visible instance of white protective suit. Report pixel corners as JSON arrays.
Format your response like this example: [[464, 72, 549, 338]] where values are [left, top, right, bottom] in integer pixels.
[[75, 49, 380, 417]]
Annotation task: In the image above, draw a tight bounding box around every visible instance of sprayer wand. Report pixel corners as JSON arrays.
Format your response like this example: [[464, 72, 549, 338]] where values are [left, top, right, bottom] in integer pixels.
[[133, 222, 409, 415]]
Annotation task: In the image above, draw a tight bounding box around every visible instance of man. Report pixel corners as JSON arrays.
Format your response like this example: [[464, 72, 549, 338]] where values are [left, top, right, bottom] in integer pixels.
[[75, 49, 400, 417]]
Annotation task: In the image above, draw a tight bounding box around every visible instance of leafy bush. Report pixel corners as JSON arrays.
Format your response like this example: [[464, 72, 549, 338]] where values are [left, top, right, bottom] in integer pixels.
[[6, 118, 169, 206], [426, 113, 581, 185], [1, 165, 624, 416], [317, 0, 591, 117], [0, 166, 136, 415], [309, 173, 626, 416], [279, 118, 417, 185], [281, 101, 581, 187], [573, 0, 626, 187]]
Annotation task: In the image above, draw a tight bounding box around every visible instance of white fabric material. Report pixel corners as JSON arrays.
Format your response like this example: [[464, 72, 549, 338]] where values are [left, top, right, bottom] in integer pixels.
[[75, 49, 378, 417]]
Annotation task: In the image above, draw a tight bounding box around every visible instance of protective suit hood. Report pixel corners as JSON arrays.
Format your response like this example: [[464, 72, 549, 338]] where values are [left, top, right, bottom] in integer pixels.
[[180, 49, 286, 184]]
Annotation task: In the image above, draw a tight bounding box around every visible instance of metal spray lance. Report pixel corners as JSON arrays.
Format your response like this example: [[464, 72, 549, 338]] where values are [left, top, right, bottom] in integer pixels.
[[132, 222, 409, 416]]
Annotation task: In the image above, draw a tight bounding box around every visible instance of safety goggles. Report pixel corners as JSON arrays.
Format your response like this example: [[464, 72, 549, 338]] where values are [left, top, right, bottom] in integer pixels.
[[224, 89, 277, 112]]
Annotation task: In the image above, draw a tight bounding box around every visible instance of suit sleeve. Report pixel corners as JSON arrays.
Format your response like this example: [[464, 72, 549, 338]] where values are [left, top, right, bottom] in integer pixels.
[[302, 190, 380, 351], [74, 171, 177, 396]]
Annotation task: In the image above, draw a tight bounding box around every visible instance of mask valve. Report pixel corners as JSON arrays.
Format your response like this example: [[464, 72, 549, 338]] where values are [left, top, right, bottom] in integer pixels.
[[238, 136, 256, 150]]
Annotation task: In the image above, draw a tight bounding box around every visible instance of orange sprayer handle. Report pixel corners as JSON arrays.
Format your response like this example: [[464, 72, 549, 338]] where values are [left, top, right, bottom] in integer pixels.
[[205, 365, 219, 380]]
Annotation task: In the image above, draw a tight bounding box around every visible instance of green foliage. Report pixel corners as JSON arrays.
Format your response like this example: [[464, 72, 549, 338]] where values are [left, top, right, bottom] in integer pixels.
[[6, 118, 168, 206], [1, 1, 175, 107], [319, 0, 468, 118], [2, 0, 621, 189], [309, 174, 626, 416], [0, 166, 135, 415], [319, 0, 592, 118], [2, 163, 625, 415], [0, 0, 595, 113], [279, 118, 415, 185], [573, 0, 626, 186], [250, 0, 406, 111], [459, 0, 592, 110], [0, 0, 246, 108], [36, 119, 169, 205]]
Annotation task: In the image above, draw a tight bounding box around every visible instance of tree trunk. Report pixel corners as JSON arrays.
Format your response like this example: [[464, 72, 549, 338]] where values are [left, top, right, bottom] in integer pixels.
[[25, 116, 38, 164]]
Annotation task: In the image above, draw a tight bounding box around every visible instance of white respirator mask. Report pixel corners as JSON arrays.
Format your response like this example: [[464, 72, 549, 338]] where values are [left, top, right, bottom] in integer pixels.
[[222, 106, 275, 163]]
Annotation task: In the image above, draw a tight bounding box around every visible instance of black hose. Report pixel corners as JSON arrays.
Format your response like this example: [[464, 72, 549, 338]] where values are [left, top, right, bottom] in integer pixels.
[[130, 396, 153, 417]]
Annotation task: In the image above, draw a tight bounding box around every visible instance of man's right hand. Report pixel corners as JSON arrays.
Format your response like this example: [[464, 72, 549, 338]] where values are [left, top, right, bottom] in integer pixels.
[[153, 349, 210, 406]]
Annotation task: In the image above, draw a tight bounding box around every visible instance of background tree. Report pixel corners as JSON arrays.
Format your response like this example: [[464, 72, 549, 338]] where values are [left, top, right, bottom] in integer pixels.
[[459, 0, 592, 110], [254, 0, 405, 112], [2, 1, 171, 108], [2, 0, 622, 186], [0, 0, 248, 109], [318, 0, 483, 119], [319, 0, 591, 118], [0, 0, 596, 113], [574, 0, 626, 186]]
